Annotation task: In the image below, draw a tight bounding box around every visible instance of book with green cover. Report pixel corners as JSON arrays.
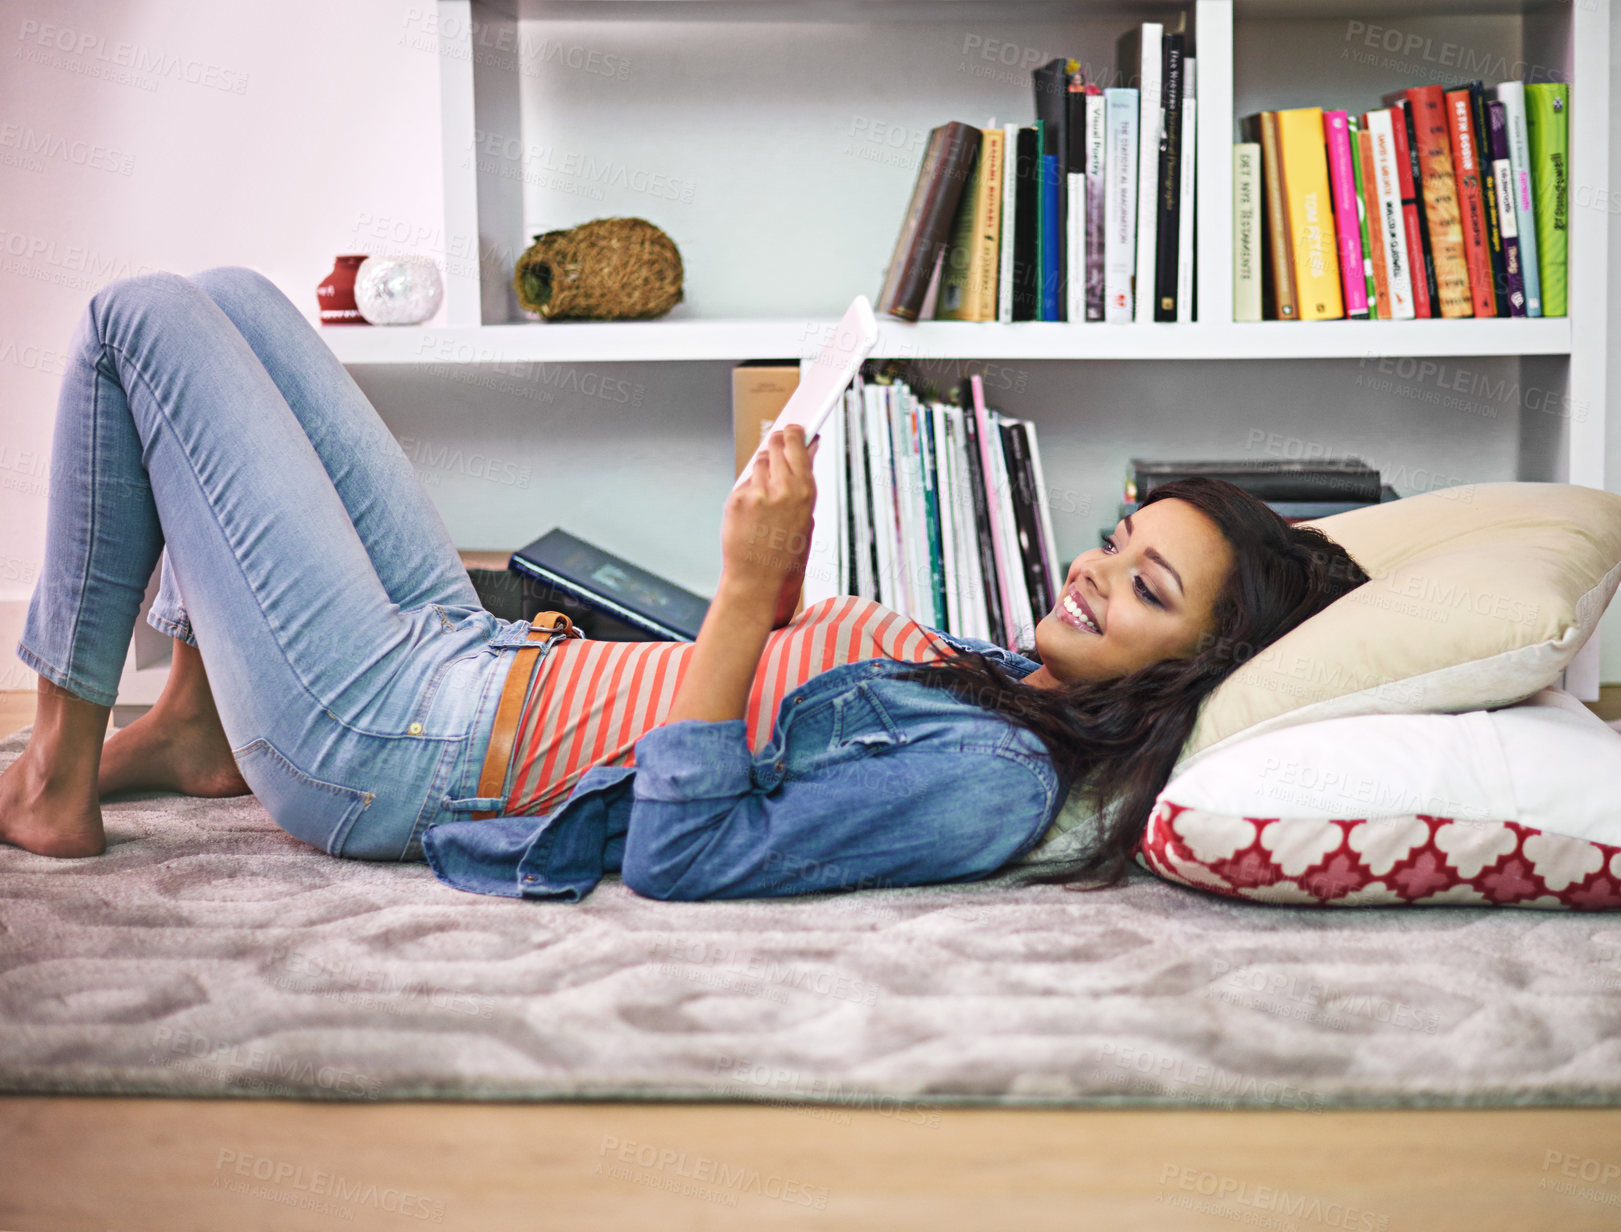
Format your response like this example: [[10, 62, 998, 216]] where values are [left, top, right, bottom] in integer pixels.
[[914, 400, 947, 626], [1524, 82, 1568, 318], [1346, 116, 1380, 318]]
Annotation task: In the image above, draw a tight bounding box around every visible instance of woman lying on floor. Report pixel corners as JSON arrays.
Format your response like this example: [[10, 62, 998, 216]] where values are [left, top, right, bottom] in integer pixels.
[[0, 267, 1370, 900]]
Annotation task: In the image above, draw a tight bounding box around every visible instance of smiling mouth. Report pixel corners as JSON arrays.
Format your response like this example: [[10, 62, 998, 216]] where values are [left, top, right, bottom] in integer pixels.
[[1056, 586, 1101, 635]]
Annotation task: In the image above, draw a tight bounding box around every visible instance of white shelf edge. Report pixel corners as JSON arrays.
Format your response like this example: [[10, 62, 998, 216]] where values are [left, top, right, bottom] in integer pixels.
[[321, 316, 1573, 365]]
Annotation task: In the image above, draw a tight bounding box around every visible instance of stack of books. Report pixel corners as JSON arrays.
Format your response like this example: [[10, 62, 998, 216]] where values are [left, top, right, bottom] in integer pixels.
[[1120, 458, 1397, 525], [811, 372, 1060, 651], [1234, 81, 1568, 321], [878, 17, 1197, 326]]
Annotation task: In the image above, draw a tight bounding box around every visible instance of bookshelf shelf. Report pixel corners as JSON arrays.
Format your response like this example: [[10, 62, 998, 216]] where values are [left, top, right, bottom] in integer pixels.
[[322, 315, 1572, 365], [322, 0, 1607, 697]]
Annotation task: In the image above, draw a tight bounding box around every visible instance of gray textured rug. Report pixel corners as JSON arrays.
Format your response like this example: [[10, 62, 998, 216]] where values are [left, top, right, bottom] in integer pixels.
[[2, 725, 1618, 1109]]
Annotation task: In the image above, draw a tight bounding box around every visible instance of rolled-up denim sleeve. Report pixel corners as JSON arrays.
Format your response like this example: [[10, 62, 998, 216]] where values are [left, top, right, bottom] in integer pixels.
[[620, 718, 1056, 901]]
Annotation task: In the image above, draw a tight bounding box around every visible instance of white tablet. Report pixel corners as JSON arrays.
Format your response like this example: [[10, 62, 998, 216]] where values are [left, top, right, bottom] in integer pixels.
[[732, 294, 879, 491]]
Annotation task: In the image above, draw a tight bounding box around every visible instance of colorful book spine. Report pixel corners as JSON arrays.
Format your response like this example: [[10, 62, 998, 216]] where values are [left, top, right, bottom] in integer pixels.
[[1346, 118, 1379, 318], [998, 122, 1018, 323], [1103, 87, 1139, 323], [1445, 87, 1497, 318], [969, 376, 1022, 650], [1525, 82, 1568, 318], [1248, 112, 1297, 319], [1039, 146, 1062, 320], [1083, 87, 1106, 321], [1356, 125, 1391, 318], [1233, 143, 1262, 321], [1322, 111, 1368, 319], [1176, 59, 1196, 323], [1486, 99, 1526, 317], [1385, 100, 1434, 318], [914, 398, 947, 624], [936, 127, 1004, 321], [1492, 81, 1541, 317], [956, 379, 1007, 647], [1066, 76, 1087, 323], [1469, 81, 1509, 317], [1366, 109, 1415, 319], [1033, 119, 1049, 319], [1391, 86, 1471, 318], [1118, 21, 1163, 324], [1276, 106, 1343, 320]]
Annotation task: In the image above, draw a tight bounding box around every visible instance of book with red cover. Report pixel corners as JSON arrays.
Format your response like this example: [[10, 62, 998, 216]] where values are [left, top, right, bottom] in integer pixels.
[[877, 122, 982, 321], [1383, 99, 1434, 318], [1385, 86, 1471, 318], [1469, 80, 1510, 317], [1445, 87, 1497, 318]]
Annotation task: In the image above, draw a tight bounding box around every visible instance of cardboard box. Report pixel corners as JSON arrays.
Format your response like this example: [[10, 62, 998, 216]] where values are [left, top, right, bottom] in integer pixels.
[[732, 363, 800, 478]]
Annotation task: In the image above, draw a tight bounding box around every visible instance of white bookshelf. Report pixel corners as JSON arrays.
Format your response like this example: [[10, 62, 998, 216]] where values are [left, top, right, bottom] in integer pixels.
[[314, 0, 1610, 697]]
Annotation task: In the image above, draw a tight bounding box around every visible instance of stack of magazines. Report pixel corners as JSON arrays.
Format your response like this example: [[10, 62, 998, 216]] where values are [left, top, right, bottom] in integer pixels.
[[1121, 458, 1397, 524], [805, 372, 1060, 651]]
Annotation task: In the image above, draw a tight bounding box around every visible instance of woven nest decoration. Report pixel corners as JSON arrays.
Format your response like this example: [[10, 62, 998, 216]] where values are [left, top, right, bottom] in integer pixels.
[[514, 217, 684, 320]]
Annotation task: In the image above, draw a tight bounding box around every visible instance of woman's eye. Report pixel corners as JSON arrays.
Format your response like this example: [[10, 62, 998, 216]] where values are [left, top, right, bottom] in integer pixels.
[[1101, 532, 1162, 607]]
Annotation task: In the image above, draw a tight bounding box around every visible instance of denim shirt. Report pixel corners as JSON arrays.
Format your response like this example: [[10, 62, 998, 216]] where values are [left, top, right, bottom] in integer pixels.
[[421, 630, 1067, 902]]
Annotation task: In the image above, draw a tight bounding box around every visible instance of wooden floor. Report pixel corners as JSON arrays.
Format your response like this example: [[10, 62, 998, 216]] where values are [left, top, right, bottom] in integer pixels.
[[3, 688, 1620, 1228]]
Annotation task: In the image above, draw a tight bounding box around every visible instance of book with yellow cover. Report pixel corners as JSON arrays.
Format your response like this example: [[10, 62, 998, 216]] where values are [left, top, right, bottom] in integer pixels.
[[937, 127, 1006, 321], [1276, 107, 1345, 320]]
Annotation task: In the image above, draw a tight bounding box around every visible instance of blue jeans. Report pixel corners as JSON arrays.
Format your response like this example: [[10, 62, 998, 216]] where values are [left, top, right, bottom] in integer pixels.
[[16, 266, 546, 861]]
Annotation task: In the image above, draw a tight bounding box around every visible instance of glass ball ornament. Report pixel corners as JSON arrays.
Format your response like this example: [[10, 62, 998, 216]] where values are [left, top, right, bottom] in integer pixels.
[[354, 256, 444, 325]]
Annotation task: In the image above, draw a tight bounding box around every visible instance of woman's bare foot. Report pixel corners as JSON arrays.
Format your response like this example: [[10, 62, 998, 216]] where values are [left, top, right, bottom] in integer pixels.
[[98, 639, 249, 798], [99, 706, 249, 797], [0, 678, 108, 858]]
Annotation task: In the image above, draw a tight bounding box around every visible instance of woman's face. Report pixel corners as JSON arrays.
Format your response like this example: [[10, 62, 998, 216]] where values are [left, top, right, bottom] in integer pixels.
[[1024, 498, 1234, 687]]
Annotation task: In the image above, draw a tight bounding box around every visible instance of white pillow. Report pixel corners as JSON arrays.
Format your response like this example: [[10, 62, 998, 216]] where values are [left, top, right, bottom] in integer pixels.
[[1162, 686, 1621, 845], [1134, 688, 1621, 909]]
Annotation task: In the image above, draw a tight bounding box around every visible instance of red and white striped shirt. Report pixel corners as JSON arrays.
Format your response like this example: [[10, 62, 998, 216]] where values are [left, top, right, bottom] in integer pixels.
[[499, 595, 960, 817]]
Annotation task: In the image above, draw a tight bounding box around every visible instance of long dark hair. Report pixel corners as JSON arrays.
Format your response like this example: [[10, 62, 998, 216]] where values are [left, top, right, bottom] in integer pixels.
[[892, 476, 1372, 889]]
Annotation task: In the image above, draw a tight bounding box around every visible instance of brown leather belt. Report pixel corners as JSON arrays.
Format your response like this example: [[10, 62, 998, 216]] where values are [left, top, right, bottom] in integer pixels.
[[472, 611, 582, 819]]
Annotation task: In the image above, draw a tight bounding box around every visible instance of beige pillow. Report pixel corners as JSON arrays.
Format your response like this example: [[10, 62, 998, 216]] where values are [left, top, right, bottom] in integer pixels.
[[1023, 481, 1621, 865]]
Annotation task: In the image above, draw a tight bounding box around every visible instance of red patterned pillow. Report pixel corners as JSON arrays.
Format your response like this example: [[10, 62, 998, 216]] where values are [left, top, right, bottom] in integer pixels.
[[1137, 803, 1621, 910]]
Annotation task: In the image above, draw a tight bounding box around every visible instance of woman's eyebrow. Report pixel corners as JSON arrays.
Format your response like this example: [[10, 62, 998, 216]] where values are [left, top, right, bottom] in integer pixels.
[[1122, 513, 1186, 597]]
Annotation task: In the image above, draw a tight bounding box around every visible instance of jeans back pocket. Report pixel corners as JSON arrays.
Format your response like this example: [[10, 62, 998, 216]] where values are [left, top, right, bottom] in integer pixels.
[[233, 737, 376, 856]]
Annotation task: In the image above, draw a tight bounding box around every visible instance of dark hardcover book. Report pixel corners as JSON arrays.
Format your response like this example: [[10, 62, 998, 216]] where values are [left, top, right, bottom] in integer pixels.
[[1131, 458, 1382, 503], [1119, 484, 1398, 524], [876, 121, 981, 320], [956, 379, 1008, 648], [1486, 99, 1527, 316], [1392, 98, 1442, 316], [508, 528, 710, 641], [1011, 125, 1041, 320], [1468, 81, 1509, 317], [1033, 57, 1071, 317], [1153, 32, 1185, 321], [1000, 420, 1054, 615], [914, 400, 948, 627]]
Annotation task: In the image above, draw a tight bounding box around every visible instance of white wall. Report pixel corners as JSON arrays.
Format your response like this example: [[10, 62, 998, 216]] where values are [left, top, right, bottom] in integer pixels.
[[0, 0, 448, 690], [2, 0, 1619, 693]]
